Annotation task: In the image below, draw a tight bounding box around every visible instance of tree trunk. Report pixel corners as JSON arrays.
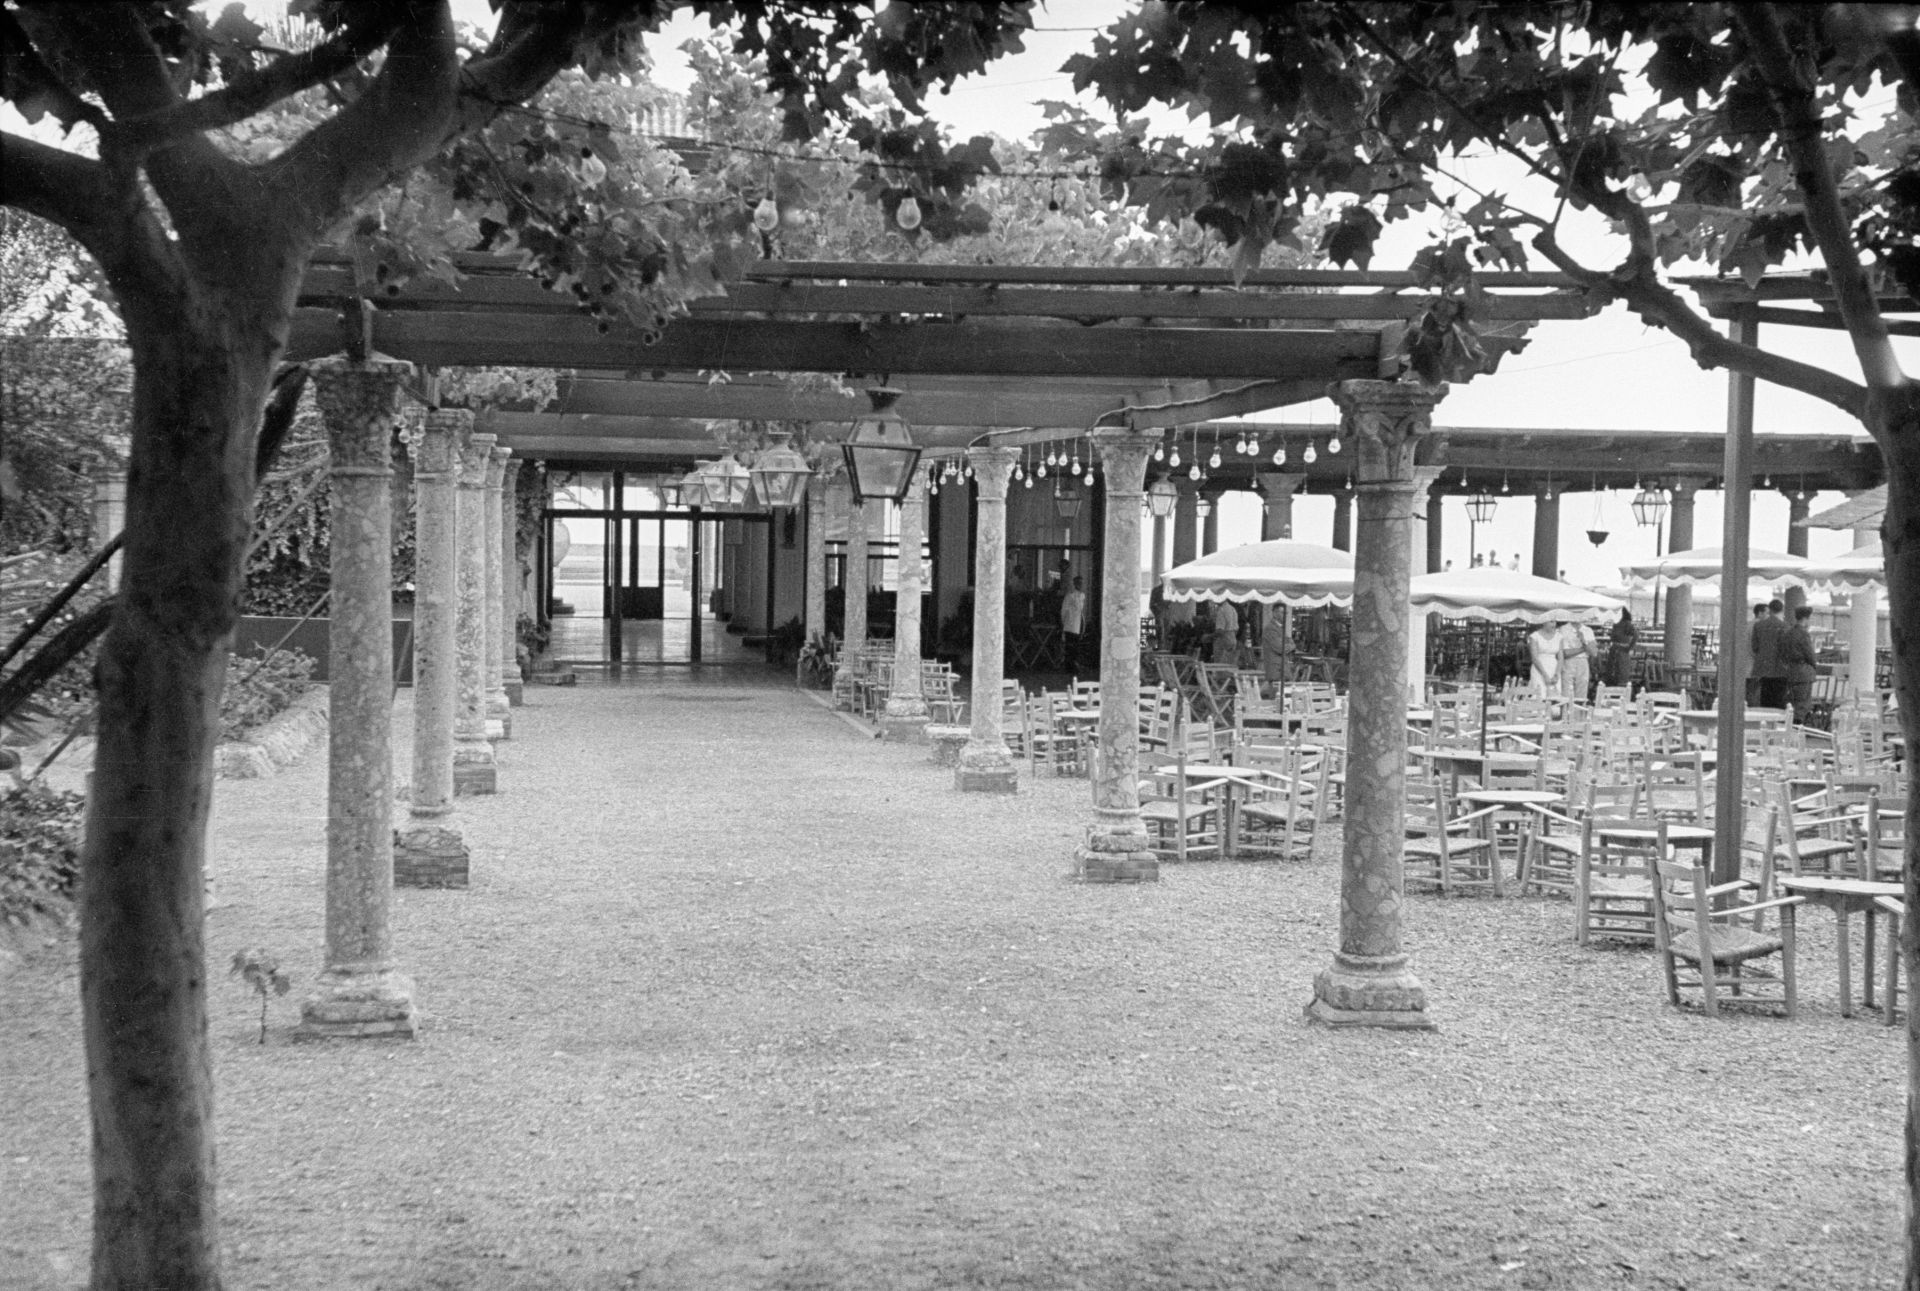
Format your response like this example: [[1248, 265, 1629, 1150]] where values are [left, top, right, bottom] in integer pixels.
[[81, 285, 278, 1290], [1887, 387, 1920, 1291]]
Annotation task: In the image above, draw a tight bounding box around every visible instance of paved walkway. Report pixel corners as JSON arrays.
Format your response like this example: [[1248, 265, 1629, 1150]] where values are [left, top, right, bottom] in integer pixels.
[[0, 668, 1901, 1289]]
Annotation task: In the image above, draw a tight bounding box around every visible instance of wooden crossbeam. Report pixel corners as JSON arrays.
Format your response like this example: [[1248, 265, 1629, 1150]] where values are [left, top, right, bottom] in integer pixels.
[[286, 308, 1382, 379]]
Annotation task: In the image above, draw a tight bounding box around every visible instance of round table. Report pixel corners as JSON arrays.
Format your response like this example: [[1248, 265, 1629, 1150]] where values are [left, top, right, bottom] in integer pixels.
[[1458, 789, 1565, 891]]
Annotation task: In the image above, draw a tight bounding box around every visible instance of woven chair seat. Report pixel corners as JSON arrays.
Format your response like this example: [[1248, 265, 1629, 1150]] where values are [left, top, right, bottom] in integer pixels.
[[1405, 836, 1490, 858], [1139, 800, 1217, 823], [1670, 925, 1785, 966], [1239, 801, 1312, 827], [1590, 875, 1652, 900], [1790, 837, 1854, 860]]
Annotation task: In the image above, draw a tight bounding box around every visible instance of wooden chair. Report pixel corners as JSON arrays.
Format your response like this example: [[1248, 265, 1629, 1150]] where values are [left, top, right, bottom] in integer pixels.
[[1020, 695, 1081, 777], [1639, 751, 1713, 824], [1402, 790, 1500, 897], [1574, 818, 1661, 947], [1769, 778, 1859, 877], [1232, 741, 1323, 862], [1877, 894, 1906, 1028], [1137, 749, 1229, 863], [1854, 792, 1908, 881], [1518, 802, 1582, 898], [1649, 855, 1803, 1018]]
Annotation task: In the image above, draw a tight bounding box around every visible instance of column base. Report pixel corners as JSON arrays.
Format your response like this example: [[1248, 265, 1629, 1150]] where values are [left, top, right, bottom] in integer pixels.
[[955, 742, 1018, 793], [394, 823, 469, 889], [879, 709, 930, 743], [485, 717, 506, 741], [1074, 825, 1160, 883], [295, 968, 417, 1040], [505, 679, 524, 707], [1304, 952, 1437, 1031], [926, 725, 971, 766], [452, 754, 496, 796]]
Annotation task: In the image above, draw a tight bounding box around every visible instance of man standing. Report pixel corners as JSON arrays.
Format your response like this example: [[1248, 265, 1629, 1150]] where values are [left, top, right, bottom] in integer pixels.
[[1559, 616, 1598, 701], [1782, 605, 1820, 724], [1750, 598, 1790, 709], [1059, 575, 1086, 668], [1261, 605, 1292, 689], [1210, 599, 1241, 665]]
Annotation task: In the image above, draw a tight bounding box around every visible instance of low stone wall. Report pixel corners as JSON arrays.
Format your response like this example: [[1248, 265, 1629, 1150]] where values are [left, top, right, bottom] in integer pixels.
[[215, 685, 328, 779]]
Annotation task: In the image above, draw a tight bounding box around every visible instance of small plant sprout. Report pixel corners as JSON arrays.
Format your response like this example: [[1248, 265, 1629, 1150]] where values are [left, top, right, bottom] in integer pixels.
[[229, 948, 291, 1044]]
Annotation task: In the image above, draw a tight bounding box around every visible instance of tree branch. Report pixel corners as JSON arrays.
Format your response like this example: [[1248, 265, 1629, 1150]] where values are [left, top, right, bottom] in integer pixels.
[[1734, 3, 1906, 392], [20, 2, 181, 120], [1531, 224, 1870, 420], [453, 3, 606, 133], [266, 1, 463, 241], [0, 131, 113, 239], [0, 8, 108, 133], [114, 4, 408, 155]]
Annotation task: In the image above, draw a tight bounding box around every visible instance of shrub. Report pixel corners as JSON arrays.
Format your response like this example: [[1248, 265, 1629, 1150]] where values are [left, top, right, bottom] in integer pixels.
[[220, 646, 316, 742], [0, 782, 84, 927]]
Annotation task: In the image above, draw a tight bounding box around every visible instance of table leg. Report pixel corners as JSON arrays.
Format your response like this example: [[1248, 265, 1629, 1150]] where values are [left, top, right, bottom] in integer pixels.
[[1864, 909, 1877, 1010], [1837, 910, 1854, 1018]]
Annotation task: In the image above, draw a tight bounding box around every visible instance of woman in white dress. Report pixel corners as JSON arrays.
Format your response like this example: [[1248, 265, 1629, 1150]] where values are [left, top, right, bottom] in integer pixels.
[[1527, 621, 1563, 696]]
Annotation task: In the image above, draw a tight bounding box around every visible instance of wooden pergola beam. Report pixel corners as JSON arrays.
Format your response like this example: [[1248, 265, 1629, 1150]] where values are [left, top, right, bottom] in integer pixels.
[[285, 307, 1384, 380]]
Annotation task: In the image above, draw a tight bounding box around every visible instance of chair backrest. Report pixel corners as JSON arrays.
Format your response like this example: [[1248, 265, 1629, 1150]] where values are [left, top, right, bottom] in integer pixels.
[[1640, 752, 1712, 824]]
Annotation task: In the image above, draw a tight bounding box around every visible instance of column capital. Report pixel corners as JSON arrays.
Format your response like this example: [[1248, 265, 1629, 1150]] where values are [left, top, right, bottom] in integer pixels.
[[1328, 380, 1446, 486], [411, 413, 463, 478], [1408, 465, 1447, 513], [1668, 475, 1708, 500], [1258, 471, 1307, 501], [484, 444, 511, 489], [1090, 427, 1157, 497], [459, 431, 496, 488], [313, 356, 413, 470], [965, 445, 1019, 499]]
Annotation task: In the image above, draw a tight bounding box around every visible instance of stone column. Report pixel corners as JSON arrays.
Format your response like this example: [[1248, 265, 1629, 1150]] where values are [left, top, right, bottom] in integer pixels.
[[804, 472, 829, 646], [483, 446, 510, 739], [1783, 490, 1811, 616], [845, 498, 872, 652], [957, 447, 1020, 792], [1848, 516, 1881, 698], [1307, 379, 1445, 1032], [452, 431, 497, 795], [1167, 481, 1199, 625], [299, 357, 417, 1039], [393, 409, 470, 888], [1531, 486, 1560, 578], [1076, 430, 1162, 883], [1331, 489, 1353, 552], [1259, 472, 1305, 541], [881, 471, 930, 741], [91, 467, 127, 585], [499, 458, 524, 707], [1407, 468, 1445, 704], [1664, 479, 1700, 666], [1426, 491, 1445, 574]]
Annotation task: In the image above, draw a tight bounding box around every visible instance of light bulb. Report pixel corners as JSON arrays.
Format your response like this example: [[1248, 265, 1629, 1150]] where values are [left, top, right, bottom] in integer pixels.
[[1038, 462, 1048, 478], [1303, 443, 1317, 463], [1169, 448, 1181, 467], [1012, 463, 1023, 480], [1069, 455, 1080, 475], [1083, 469, 1094, 486], [895, 195, 922, 231], [927, 478, 939, 495], [1153, 443, 1165, 461], [1024, 474, 1034, 489], [1272, 446, 1286, 465], [1209, 449, 1222, 469], [1246, 437, 1259, 456], [1188, 463, 1201, 481], [1327, 435, 1341, 454], [753, 197, 779, 233]]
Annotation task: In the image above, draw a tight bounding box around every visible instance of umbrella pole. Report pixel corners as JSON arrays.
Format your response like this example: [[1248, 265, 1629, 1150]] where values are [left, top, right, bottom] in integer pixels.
[[1278, 604, 1289, 715], [1479, 630, 1492, 760]]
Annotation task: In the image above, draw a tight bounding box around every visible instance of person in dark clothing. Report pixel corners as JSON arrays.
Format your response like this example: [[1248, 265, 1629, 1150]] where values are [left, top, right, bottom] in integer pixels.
[[1750, 598, 1790, 709], [1606, 608, 1638, 688], [1781, 605, 1820, 724]]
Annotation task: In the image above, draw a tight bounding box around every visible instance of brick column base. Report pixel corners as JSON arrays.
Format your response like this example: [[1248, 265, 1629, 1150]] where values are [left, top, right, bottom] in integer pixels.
[[394, 825, 470, 889]]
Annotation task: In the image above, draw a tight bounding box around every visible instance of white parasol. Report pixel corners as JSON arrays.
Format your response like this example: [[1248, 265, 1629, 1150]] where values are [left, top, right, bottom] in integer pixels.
[[1162, 539, 1354, 608], [1798, 537, 1883, 593], [1621, 544, 1810, 589], [1410, 567, 1625, 622]]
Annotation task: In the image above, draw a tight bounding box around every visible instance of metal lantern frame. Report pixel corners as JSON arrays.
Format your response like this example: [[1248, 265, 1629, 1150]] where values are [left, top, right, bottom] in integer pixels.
[[1053, 479, 1083, 520], [1146, 476, 1179, 519], [1465, 489, 1498, 525], [700, 452, 753, 511], [748, 430, 813, 510], [1631, 484, 1670, 530], [841, 385, 921, 503], [670, 466, 710, 509]]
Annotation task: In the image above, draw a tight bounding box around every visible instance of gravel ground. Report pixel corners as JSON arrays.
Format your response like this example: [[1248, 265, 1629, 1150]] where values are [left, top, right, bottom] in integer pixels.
[[0, 667, 1902, 1289]]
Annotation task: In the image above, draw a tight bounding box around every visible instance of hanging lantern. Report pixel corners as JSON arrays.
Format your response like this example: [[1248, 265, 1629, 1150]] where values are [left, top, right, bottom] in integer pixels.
[[699, 452, 753, 511], [841, 385, 921, 503], [1466, 489, 1498, 525], [1146, 476, 1179, 519], [1631, 485, 1668, 530], [747, 430, 812, 509], [1054, 480, 1082, 520]]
